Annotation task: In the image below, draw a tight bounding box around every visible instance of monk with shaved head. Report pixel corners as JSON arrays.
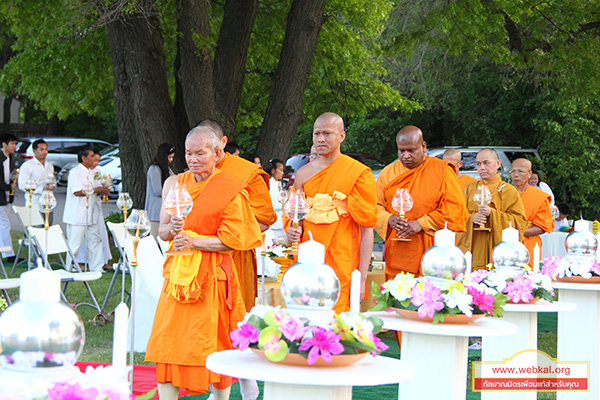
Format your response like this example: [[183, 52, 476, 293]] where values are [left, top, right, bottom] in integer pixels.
[[443, 148, 477, 188], [376, 125, 467, 278], [286, 112, 378, 312], [457, 148, 527, 270], [510, 158, 554, 268]]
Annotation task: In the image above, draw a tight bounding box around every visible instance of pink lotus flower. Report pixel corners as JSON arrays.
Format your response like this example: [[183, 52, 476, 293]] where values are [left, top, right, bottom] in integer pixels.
[[410, 280, 444, 319], [503, 274, 534, 303], [279, 314, 309, 342], [469, 269, 489, 283], [467, 286, 496, 313], [47, 382, 99, 400], [229, 323, 259, 351], [369, 332, 389, 355], [298, 326, 344, 365]]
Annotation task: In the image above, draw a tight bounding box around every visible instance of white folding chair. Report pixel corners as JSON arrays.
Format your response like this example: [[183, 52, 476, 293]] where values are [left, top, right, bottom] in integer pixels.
[[0, 276, 20, 306], [28, 225, 103, 313], [122, 235, 165, 352], [11, 205, 45, 273], [103, 222, 131, 311]]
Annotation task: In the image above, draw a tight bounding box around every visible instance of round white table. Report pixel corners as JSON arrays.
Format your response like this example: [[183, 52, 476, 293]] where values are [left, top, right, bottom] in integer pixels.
[[553, 281, 600, 400], [481, 300, 577, 400], [366, 311, 517, 400], [206, 349, 415, 400]]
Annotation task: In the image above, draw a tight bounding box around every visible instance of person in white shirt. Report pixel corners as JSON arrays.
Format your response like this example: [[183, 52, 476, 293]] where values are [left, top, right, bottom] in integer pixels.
[[18, 139, 55, 224], [63, 148, 110, 272], [0, 133, 18, 260], [554, 203, 571, 231], [529, 171, 555, 210]]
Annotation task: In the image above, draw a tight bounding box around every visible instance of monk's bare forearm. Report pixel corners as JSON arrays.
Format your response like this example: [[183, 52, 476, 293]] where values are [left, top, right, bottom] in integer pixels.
[[189, 236, 232, 252], [359, 226, 374, 279], [258, 221, 269, 232], [524, 226, 544, 237]]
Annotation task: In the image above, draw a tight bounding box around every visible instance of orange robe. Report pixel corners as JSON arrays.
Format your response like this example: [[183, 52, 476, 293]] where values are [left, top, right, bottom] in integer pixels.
[[145, 170, 261, 395], [520, 185, 554, 267], [459, 174, 478, 188], [284, 155, 377, 312], [375, 156, 468, 277], [216, 153, 276, 311], [457, 174, 527, 270]]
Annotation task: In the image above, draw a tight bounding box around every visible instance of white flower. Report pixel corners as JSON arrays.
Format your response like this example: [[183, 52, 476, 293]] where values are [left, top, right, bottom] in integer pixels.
[[568, 257, 593, 279], [244, 304, 281, 322], [384, 273, 417, 301], [307, 312, 335, 328], [442, 288, 473, 317], [308, 298, 320, 307], [338, 312, 374, 335], [529, 273, 553, 291], [468, 281, 498, 296]]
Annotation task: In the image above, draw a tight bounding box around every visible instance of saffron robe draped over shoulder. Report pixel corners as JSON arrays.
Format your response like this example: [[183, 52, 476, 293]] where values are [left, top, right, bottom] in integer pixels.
[[520, 186, 554, 267], [216, 153, 276, 311], [459, 174, 478, 188], [145, 170, 261, 395], [375, 156, 468, 277], [457, 174, 527, 270], [284, 155, 378, 312]]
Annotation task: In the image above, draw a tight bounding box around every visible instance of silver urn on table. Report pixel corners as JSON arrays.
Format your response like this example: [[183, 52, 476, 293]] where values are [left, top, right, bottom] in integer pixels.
[[280, 261, 340, 310], [565, 230, 597, 256], [421, 226, 467, 286], [492, 240, 529, 274], [0, 267, 84, 371]]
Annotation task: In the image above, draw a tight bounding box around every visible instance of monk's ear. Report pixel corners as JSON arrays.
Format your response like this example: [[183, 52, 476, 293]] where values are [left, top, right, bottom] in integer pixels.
[[340, 130, 346, 142], [220, 136, 228, 149], [215, 146, 224, 159]]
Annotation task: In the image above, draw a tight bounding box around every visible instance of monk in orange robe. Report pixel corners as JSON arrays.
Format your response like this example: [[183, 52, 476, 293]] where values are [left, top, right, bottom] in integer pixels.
[[457, 149, 527, 270], [376, 127, 468, 278], [145, 127, 261, 400], [286, 112, 378, 312], [510, 158, 554, 267], [442, 148, 477, 188], [197, 120, 276, 312]]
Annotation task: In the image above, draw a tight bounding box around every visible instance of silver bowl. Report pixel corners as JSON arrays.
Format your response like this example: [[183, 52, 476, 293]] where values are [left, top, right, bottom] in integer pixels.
[[565, 230, 598, 255], [421, 245, 467, 282], [0, 301, 84, 370], [492, 240, 529, 270], [280, 261, 340, 310]]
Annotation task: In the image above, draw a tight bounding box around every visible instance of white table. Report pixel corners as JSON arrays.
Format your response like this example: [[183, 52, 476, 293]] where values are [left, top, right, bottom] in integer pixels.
[[206, 349, 415, 400], [554, 282, 600, 400], [367, 312, 517, 400], [481, 300, 577, 400], [541, 231, 568, 258]]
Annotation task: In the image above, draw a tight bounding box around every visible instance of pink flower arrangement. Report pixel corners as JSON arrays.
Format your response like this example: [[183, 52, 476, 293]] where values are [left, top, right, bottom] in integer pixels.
[[410, 280, 444, 318], [279, 314, 309, 342], [230, 323, 259, 351], [467, 286, 496, 313], [503, 274, 534, 303], [298, 326, 345, 365], [47, 383, 99, 400]]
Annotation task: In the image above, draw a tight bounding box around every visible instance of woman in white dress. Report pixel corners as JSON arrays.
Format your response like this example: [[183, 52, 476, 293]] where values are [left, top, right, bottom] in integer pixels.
[[145, 143, 175, 237]]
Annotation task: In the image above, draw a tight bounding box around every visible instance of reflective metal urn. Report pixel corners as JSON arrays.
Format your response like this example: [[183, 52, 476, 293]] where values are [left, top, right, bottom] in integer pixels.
[[565, 230, 598, 256], [492, 240, 529, 273], [0, 268, 84, 370], [280, 261, 340, 310], [421, 245, 467, 285]]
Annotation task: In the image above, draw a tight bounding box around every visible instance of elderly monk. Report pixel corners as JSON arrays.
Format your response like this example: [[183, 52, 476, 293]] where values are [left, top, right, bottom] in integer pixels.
[[376, 126, 467, 278], [458, 148, 527, 270], [197, 119, 276, 312], [286, 112, 378, 312], [145, 127, 261, 400], [442, 148, 477, 188], [510, 158, 554, 267]]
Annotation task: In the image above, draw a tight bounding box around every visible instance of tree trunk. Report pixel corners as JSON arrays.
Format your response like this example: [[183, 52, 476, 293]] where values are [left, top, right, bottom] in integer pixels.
[[47, 113, 59, 136], [3, 96, 12, 132], [213, 0, 258, 139], [176, 0, 221, 130], [256, 0, 327, 162], [105, 3, 178, 207]]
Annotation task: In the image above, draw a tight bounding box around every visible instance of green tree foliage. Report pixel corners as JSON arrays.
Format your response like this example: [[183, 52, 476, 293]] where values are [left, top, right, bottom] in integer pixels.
[[384, 0, 600, 215]]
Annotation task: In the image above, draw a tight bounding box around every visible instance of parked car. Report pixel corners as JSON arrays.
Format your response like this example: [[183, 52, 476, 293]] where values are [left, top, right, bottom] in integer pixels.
[[16, 137, 113, 172], [427, 146, 542, 180], [284, 153, 388, 189], [57, 144, 119, 186]]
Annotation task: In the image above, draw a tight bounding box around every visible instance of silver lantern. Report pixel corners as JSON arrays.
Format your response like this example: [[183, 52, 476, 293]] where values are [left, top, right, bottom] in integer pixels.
[[280, 261, 340, 310], [421, 245, 467, 286], [565, 230, 597, 256], [492, 240, 529, 273], [0, 268, 84, 371]]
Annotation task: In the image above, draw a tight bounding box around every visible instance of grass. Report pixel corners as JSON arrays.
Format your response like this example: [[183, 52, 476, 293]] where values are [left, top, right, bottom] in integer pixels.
[[0, 230, 562, 399]]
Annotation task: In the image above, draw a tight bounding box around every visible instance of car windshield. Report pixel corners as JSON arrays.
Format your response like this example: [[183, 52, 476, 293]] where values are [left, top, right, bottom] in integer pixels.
[[99, 144, 118, 156]]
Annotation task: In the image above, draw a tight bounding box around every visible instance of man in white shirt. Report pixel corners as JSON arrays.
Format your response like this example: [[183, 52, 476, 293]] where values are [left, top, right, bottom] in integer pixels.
[[18, 139, 55, 223], [0, 133, 18, 260], [63, 148, 110, 272]]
